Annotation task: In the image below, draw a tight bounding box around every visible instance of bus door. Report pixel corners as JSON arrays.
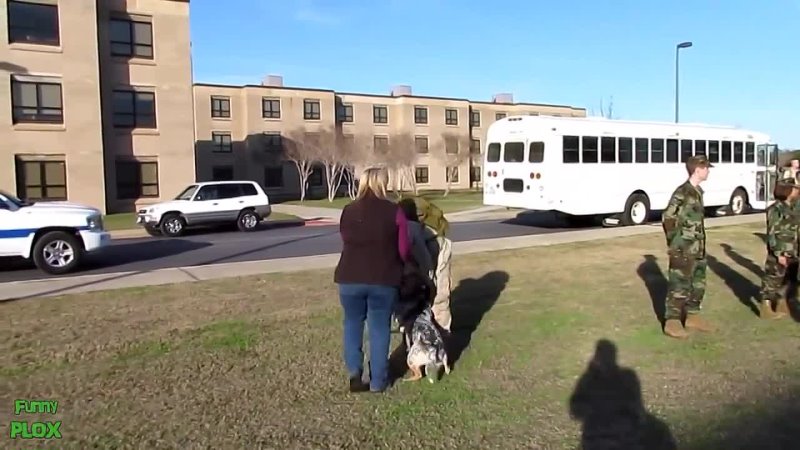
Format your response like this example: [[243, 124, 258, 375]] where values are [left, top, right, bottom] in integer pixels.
[[753, 143, 779, 210]]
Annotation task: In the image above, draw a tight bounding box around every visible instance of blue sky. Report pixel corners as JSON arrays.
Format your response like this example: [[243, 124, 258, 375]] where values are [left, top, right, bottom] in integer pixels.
[[190, 0, 799, 148]]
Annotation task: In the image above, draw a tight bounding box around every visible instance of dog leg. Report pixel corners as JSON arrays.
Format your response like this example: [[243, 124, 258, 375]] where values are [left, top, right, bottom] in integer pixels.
[[403, 364, 423, 382]]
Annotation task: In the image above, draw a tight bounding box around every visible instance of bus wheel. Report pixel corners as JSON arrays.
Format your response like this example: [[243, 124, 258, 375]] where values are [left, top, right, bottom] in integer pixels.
[[622, 193, 650, 226], [729, 188, 748, 215]]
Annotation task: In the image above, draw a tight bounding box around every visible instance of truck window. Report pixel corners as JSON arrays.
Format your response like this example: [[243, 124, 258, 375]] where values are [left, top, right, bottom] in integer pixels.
[[528, 142, 544, 163], [487, 143, 501, 162], [563, 136, 579, 163], [503, 142, 524, 162]]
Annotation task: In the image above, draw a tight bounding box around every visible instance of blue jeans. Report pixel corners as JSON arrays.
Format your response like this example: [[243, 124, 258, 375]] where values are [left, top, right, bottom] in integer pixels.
[[338, 283, 398, 391]]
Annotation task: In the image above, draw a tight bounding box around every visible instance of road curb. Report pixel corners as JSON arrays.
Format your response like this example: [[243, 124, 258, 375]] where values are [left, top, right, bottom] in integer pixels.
[[0, 214, 764, 301]]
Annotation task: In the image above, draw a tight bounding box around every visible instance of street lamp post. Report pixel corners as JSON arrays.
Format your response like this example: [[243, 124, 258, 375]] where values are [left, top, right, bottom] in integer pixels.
[[675, 41, 692, 123]]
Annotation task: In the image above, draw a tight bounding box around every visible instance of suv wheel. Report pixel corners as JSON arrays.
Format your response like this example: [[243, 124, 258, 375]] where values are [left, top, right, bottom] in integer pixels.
[[32, 231, 83, 275], [160, 213, 186, 237], [237, 210, 260, 232]]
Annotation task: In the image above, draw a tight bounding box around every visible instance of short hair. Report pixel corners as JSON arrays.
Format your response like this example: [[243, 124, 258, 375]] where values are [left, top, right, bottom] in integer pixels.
[[685, 157, 710, 176], [774, 182, 795, 201], [397, 198, 419, 222]]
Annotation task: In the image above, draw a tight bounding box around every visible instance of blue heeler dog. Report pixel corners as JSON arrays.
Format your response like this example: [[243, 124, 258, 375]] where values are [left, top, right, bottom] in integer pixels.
[[403, 307, 450, 383]]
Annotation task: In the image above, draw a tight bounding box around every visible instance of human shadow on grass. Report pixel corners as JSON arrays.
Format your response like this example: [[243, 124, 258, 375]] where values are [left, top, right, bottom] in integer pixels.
[[706, 254, 760, 317], [387, 270, 509, 385], [720, 243, 763, 278], [636, 254, 668, 325], [569, 339, 677, 450]]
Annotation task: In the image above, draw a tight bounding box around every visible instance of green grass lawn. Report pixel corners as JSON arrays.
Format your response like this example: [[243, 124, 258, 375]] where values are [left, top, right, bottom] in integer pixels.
[[286, 189, 484, 214], [2, 223, 799, 449], [102, 212, 299, 231]]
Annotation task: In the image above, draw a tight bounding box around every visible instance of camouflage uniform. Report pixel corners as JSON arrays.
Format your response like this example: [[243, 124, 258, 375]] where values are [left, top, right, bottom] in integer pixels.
[[662, 180, 707, 321], [759, 199, 797, 305]]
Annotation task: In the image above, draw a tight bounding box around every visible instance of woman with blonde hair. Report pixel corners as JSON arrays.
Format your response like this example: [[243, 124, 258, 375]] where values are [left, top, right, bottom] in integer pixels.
[[334, 166, 411, 393]]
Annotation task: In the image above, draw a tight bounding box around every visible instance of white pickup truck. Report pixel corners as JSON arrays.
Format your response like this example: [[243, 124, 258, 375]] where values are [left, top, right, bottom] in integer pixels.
[[0, 190, 111, 275]]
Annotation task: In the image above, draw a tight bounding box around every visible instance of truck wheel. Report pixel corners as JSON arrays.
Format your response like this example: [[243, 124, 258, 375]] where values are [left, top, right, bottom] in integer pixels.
[[237, 209, 260, 232], [32, 231, 83, 275], [728, 188, 748, 215], [160, 213, 186, 237], [621, 193, 650, 226]]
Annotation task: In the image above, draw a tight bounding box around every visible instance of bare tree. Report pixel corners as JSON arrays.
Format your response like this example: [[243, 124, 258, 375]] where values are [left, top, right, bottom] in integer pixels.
[[589, 96, 616, 119], [381, 133, 419, 196], [321, 131, 370, 201], [283, 129, 324, 201], [434, 133, 471, 196]]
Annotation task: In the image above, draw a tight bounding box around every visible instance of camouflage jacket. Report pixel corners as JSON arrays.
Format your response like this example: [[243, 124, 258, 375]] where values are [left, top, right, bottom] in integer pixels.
[[662, 181, 706, 256], [766, 201, 798, 258]]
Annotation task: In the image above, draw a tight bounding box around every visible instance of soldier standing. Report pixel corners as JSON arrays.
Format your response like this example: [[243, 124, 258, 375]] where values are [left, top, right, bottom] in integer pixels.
[[758, 178, 800, 319], [661, 155, 714, 339]]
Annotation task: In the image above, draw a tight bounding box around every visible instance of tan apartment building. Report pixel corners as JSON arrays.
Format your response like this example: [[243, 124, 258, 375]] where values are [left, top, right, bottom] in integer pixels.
[[194, 77, 586, 200], [0, 0, 195, 213]]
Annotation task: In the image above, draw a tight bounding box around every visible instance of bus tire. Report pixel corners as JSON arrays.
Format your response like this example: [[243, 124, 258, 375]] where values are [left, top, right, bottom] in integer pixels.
[[728, 188, 748, 215], [621, 193, 650, 226]]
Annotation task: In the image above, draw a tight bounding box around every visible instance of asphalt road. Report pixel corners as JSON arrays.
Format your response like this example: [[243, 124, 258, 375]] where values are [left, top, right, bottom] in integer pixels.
[[0, 212, 596, 282]]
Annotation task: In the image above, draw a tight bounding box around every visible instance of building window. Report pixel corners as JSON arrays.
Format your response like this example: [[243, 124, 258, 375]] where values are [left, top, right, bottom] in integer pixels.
[[415, 166, 429, 184], [11, 79, 63, 124], [445, 137, 459, 154], [263, 132, 282, 152], [496, 112, 506, 120], [414, 106, 428, 124], [374, 136, 389, 153], [14, 158, 67, 201], [309, 166, 324, 187], [262, 98, 280, 119], [446, 167, 459, 183], [113, 90, 156, 128], [8, 0, 59, 46], [109, 17, 153, 59], [470, 139, 481, 154], [470, 165, 482, 184], [445, 109, 458, 125], [211, 96, 230, 118], [415, 136, 428, 154], [304, 99, 321, 120], [212, 166, 233, 181], [115, 160, 159, 199], [470, 110, 481, 127], [264, 166, 283, 188], [212, 132, 232, 153], [337, 103, 353, 122], [373, 105, 388, 124]]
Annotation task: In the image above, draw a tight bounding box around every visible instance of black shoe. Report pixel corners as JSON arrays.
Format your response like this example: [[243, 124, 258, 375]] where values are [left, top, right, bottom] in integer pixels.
[[349, 375, 370, 393]]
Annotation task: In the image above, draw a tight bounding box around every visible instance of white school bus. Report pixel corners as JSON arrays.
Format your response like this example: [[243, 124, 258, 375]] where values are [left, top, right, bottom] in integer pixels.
[[482, 115, 780, 225]]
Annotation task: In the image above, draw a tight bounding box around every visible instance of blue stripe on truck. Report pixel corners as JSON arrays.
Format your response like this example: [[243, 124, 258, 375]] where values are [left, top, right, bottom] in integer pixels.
[[0, 226, 91, 239]]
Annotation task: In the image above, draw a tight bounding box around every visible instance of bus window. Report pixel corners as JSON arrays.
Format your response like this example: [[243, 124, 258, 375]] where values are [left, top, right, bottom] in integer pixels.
[[487, 143, 501, 162], [694, 140, 706, 156], [582, 136, 598, 163], [721, 141, 732, 162], [666, 139, 679, 163], [733, 141, 743, 163], [745, 142, 755, 163], [563, 136, 579, 163], [618, 137, 633, 163], [680, 140, 693, 162], [601, 137, 616, 163], [635, 138, 648, 163], [503, 142, 525, 162], [708, 141, 720, 162], [529, 141, 545, 163], [651, 139, 664, 163]]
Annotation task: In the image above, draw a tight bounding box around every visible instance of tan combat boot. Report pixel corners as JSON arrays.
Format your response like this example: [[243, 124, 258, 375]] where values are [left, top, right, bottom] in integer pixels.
[[663, 319, 688, 339], [685, 314, 715, 332], [760, 301, 779, 319], [774, 300, 790, 319]]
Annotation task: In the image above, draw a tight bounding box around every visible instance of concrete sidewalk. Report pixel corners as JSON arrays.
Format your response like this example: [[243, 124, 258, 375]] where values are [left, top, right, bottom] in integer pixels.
[[0, 214, 763, 302]]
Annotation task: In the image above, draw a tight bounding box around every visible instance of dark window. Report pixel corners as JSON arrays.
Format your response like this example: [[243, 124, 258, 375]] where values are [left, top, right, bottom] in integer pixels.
[[415, 136, 428, 153], [503, 142, 525, 162], [708, 141, 720, 163], [445, 137, 459, 154], [495, 112, 506, 120], [563, 135, 579, 163], [733, 141, 744, 163], [113, 90, 156, 128], [487, 143, 501, 162], [374, 136, 389, 153], [212, 132, 232, 153], [337, 103, 353, 122], [529, 141, 545, 163], [373, 105, 388, 124], [470, 110, 481, 127], [635, 138, 649, 163], [211, 96, 230, 118], [651, 139, 664, 163], [470, 139, 481, 155], [618, 137, 633, 163], [446, 167, 459, 183], [694, 140, 707, 157], [304, 99, 320, 120], [262, 98, 280, 118], [240, 183, 257, 196], [721, 141, 732, 162], [680, 139, 693, 162], [445, 109, 458, 125], [212, 166, 233, 181], [309, 166, 324, 187], [263, 132, 282, 151], [414, 106, 427, 124], [8, 0, 59, 46], [11, 79, 63, 124], [745, 142, 755, 163], [415, 166, 429, 184], [264, 166, 283, 188], [601, 137, 616, 163], [470, 166, 482, 183], [109, 18, 153, 59], [116, 160, 159, 199], [666, 139, 679, 163], [582, 136, 598, 163], [14, 159, 67, 201]]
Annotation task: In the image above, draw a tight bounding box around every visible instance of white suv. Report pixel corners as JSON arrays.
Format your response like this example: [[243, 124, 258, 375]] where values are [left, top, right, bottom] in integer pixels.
[[136, 181, 272, 237], [0, 190, 111, 275]]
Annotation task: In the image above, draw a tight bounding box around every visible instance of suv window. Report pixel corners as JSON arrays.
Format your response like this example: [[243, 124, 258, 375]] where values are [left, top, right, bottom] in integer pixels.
[[217, 184, 242, 199], [239, 183, 258, 196]]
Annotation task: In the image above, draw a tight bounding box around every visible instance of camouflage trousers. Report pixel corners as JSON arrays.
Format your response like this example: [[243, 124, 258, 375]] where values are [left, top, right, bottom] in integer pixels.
[[665, 252, 707, 321], [760, 255, 789, 304]]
